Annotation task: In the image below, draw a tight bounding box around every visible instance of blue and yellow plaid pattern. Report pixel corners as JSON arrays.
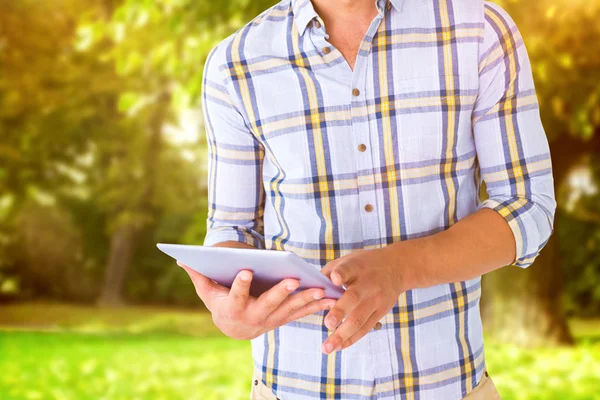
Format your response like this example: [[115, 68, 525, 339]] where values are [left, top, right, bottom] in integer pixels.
[[201, 0, 555, 398]]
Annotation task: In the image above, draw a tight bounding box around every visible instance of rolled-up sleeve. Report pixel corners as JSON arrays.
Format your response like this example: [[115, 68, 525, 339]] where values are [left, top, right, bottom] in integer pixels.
[[473, 2, 556, 268], [201, 43, 266, 249]]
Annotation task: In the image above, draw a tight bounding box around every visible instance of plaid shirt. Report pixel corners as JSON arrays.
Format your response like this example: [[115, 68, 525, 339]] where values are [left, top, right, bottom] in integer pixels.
[[201, 0, 555, 398]]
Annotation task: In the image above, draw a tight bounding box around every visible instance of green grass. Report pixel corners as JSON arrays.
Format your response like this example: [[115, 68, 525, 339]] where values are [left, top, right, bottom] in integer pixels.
[[0, 302, 216, 336], [0, 332, 252, 400], [1, 303, 599, 400], [486, 341, 600, 400]]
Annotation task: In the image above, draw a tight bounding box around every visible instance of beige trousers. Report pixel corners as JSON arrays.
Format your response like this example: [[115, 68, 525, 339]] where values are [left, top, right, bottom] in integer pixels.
[[250, 369, 501, 400]]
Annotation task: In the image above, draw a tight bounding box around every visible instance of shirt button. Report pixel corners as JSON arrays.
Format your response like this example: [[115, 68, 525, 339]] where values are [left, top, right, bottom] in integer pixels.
[[254, 379, 258, 386], [352, 88, 360, 96], [365, 204, 373, 212], [314, 20, 321, 29], [322, 46, 331, 55], [358, 143, 367, 152], [374, 322, 382, 330]]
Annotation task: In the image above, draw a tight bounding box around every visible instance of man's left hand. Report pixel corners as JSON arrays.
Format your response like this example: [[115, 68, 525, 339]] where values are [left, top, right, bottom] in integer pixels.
[[319, 246, 412, 354]]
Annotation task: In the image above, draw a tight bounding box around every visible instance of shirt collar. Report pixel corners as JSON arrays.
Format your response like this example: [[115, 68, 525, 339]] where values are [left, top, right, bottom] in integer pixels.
[[292, 0, 319, 36], [292, 0, 404, 36]]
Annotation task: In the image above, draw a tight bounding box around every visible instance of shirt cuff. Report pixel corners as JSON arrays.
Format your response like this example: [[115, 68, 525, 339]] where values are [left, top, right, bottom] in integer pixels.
[[203, 227, 265, 249], [478, 198, 534, 268]]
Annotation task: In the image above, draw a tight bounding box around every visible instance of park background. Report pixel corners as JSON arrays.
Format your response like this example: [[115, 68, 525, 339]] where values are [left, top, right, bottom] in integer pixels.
[[1, 0, 599, 399]]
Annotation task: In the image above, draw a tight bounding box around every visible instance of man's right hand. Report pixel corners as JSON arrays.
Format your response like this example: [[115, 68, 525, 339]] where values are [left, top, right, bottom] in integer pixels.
[[179, 262, 336, 340]]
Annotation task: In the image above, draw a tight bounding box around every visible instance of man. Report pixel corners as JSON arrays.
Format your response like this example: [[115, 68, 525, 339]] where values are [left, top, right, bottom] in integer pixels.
[[181, 0, 555, 398]]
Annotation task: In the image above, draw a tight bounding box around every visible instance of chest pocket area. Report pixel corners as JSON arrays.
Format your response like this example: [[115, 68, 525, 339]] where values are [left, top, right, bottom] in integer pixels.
[[389, 74, 478, 164], [246, 79, 314, 181]]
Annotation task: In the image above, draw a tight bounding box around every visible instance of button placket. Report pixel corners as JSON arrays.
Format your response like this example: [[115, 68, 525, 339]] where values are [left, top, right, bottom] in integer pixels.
[[349, 12, 386, 241], [308, 18, 342, 65], [350, 96, 377, 241], [347, 12, 393, 399], [349, 36, 373, 394]]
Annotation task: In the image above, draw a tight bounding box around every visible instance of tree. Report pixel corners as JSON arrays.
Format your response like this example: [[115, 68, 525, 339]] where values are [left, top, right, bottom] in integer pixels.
[[0, 0, 219, 305], [86, 0, 278, 305], [482, 0, 600, 346], [0, 0, 122, 300]]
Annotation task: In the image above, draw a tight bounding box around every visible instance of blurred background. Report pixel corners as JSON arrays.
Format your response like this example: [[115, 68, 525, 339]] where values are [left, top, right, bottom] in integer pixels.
[[0, 0, 599, 399]]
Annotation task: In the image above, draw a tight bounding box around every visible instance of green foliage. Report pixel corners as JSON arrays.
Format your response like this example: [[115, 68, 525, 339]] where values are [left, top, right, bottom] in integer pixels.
[[0, 0, 280, 305], [495, 0, 600, 142], [560, 218, 600, 316], [560, 221, 600, 317], [557, 153, 600, 317], [0, 0, 113, 202], [83, 0, 277, 107], [8, 202, 95, 301], [1, 0, 599, 310]]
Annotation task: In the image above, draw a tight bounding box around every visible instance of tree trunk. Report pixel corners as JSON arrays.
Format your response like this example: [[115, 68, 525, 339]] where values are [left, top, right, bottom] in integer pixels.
[[482, 133, 600, 346], [97, 90, 170, 306], [97, 226, 139, 306]]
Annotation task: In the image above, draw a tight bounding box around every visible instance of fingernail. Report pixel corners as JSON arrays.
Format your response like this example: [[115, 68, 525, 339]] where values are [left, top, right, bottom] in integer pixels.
[[333, 272, 346, 286], [287, 282, 299, 291], [313, 292, 324, 300], [240, 271, 252, 281], [327, 315, 337, 327], [324, 343, 333, 353]]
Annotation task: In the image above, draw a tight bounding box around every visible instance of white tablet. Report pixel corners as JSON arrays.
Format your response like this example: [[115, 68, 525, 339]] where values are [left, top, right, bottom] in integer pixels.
[[157, 243, 345, 299]]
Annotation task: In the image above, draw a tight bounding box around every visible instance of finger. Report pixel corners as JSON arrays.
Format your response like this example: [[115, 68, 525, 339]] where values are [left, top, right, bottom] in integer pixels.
[[228, 269, 254, 313], [339, 313, 383, 351], [254, 278, 300, 316], [320, 258, 341, 278], [264, 287, 324, 323], [329, 263, 357, 287], [322, 305, 379, 354], [280, 298, 337, 325], [324, 287, 364, 330], [179, 263, 227, 306]]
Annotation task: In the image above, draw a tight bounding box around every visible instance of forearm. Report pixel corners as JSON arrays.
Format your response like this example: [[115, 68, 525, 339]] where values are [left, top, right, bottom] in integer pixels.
[[386, 208, 516, 290], [211, 241, 257, 250]]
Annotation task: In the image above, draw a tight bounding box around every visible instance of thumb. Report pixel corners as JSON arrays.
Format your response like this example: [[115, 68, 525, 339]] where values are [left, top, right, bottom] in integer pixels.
[[178, 262, 226, 303]]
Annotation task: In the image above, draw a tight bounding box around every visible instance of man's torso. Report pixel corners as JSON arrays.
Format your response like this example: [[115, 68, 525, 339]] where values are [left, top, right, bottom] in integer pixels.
[[208, 0, 503, 398]]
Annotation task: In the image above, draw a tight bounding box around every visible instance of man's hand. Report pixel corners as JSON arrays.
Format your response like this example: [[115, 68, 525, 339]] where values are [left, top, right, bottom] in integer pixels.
[[179, 262, 337, 340], [319, 246, 410, 354], [319, 207, 519, 354]]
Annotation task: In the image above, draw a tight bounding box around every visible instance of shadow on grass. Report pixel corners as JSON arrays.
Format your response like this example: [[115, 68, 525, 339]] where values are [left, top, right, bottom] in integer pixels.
[[0, 301, 220, 337]]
